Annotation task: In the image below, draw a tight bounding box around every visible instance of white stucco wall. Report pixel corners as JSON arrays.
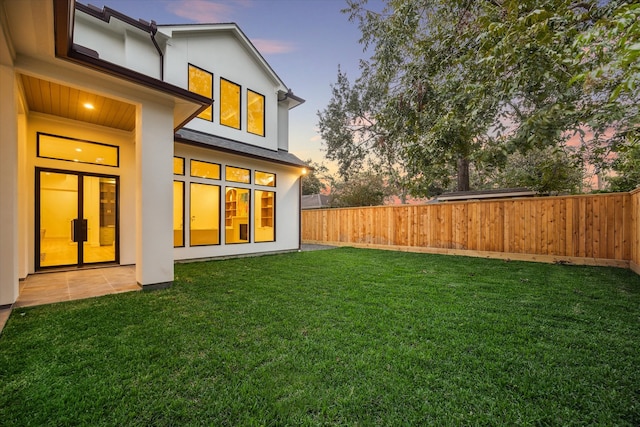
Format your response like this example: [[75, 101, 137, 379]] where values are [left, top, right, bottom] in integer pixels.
[[74, 11, 161, 80], [162, 30, 282, 152], [0, 65, 20, 305], [173, 143, 302, 261]]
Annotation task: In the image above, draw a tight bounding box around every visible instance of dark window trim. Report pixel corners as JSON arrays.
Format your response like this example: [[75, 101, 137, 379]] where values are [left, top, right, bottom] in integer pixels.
[[220, 77, 242, 130], [174, 180, 185, 248], [190, 159, 221, 180], [188, 63, 214, 122], [225, 165, 251, 184], [37, 132, 120, 167], [247, 88, 265, 137], [189, 182, 221, 247]]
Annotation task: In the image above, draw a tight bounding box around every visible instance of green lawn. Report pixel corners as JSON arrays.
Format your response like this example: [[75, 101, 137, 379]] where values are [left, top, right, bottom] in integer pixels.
[[1, 248, 639, 426]]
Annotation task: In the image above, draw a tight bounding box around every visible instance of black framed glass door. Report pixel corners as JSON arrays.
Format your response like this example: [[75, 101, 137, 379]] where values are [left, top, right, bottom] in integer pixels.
[[36, 168, 119, 270]]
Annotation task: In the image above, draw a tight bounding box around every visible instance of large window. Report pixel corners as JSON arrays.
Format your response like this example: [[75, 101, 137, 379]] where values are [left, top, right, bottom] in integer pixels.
[[175, 159, 278, 248], [225, 187, 249, 244], [220, 78, 241, 129], [247, 90, 265, 136], [173, 181, 184, 247], [190, 183, 220, 246], [255, 190, 274, 242], [188, 64, 213, 121], [37, 133, 119, 167]]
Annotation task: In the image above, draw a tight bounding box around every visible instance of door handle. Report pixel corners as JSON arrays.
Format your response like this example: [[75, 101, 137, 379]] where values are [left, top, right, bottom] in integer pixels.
[[72, 219, 78, 242], [80, 219, 88, 242], [71, 219, 88, 243]]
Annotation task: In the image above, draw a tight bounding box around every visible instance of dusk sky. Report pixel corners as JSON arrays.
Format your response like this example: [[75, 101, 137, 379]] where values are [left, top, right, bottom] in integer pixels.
[[90, 0, 384, 168]]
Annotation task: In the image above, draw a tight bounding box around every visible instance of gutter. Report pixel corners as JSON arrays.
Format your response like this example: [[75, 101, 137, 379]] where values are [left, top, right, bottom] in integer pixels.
[[53, 0, 211, 131], [149, 20, 164, 81]]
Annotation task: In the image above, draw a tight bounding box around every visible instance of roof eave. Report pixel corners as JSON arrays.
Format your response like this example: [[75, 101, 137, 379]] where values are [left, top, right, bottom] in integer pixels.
[[53, 0, 212, 131]]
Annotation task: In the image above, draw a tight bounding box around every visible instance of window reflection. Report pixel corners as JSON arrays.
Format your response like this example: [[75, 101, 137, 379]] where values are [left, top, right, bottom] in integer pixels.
[[225, 187, 249, 244], [255, 190, 274, 242]]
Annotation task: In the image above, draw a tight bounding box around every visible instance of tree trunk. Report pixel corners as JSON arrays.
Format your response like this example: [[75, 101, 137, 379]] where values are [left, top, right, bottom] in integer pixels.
[[457, 156, 470, 191]]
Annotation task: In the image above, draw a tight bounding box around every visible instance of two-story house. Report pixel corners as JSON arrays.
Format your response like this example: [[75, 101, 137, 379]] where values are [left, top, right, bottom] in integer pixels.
[[0, 0, 307, 307]]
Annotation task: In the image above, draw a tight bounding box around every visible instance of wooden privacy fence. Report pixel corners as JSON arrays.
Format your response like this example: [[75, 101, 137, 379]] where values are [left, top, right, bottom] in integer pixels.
[[302, 189, 640, 273]]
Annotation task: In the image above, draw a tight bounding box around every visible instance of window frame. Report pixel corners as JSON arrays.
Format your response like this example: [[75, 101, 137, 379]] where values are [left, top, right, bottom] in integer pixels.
[[37, 132, 119, 167], [173, 180, 185, 248], [190, 159, 221, 180], [254, 189, 276, 243], [189, 182, 221, 247], [174, 157, 185, 176], [225, 165, 251, 184], [254, 170, 276, 187], [224, 186, 251, 244], [247, 89, 265, 137], [188, 64, 214, 122], [220, 77, 242, 130]]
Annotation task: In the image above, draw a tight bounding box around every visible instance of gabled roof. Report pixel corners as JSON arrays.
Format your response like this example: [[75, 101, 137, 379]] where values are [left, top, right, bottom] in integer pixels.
[[302, 194, 331, 210], [175, 128, 308, 169], [158, 23, 305, 109]]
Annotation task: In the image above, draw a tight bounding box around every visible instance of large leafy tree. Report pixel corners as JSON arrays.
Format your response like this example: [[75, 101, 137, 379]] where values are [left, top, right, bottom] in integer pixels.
[[301, 159, 329, 195], [318, 0, 636, 195], [606, 130, 640, 192], [329, 171, 389, 207]]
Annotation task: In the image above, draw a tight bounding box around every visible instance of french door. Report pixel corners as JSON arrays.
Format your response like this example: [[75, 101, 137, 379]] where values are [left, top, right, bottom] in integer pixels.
[[36, 168, 119, 270]]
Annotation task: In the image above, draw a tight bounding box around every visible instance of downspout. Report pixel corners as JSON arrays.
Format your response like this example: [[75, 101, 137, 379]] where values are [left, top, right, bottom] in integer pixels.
[[149, 20, 164, 80]]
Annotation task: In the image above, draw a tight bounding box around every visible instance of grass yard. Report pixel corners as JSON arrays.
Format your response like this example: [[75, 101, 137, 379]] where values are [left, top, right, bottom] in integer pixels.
[[1, 247, 639, 426]]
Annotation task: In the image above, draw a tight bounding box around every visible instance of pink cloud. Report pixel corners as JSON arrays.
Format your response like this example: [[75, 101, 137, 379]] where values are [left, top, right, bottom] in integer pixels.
[[251, 39, 296, 55], [166, 0, 237, 23]]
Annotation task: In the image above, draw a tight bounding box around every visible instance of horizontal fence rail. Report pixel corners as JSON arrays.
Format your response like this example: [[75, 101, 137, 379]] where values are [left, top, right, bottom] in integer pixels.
[[303, 191, 640, 271]]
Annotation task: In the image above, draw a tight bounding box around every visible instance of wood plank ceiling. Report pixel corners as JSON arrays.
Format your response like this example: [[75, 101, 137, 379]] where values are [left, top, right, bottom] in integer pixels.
[[20, 74, 136, 131]]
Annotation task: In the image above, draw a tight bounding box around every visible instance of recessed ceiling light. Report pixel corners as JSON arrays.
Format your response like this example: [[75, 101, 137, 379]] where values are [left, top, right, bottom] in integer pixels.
[[83, 103, 94, 109], [75, 148, 82, 152]]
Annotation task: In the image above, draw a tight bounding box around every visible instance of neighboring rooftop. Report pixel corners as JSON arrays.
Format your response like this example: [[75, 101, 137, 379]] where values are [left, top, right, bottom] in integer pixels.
[[302, 194, 331, 210]]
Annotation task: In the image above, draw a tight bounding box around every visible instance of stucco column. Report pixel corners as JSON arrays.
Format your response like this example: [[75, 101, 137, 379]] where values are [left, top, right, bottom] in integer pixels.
[[0, 65, 19, 306], [135, 100, 174, 289]]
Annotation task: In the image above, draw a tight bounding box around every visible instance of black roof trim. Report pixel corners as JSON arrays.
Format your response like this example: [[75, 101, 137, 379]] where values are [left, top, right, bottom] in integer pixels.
[[175, 128, 308, 169], [77, 2, 153, 33]]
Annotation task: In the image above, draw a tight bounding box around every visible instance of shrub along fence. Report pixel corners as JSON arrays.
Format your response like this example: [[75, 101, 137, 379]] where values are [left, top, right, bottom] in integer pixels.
[[302, 189, 640, 274]]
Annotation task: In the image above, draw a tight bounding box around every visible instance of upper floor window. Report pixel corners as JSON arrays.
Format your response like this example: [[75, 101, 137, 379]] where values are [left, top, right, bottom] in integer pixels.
[[247, 90, 265, 136], [220, 78, 241, 129], [188, 64, 213, 121]]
